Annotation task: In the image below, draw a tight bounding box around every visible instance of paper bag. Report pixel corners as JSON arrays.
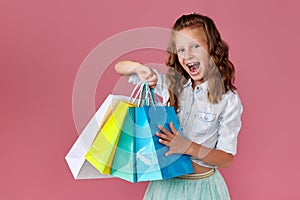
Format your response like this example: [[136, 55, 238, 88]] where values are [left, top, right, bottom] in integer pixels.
[[65, 94, 132, 179]]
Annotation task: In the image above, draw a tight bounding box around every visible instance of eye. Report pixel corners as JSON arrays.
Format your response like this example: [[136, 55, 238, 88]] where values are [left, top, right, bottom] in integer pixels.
[[192, 44, 200, 49], [176, 48, 185, 55]]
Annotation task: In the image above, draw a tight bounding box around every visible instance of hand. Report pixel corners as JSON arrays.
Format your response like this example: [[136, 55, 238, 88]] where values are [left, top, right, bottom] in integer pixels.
[[136, 65, 158, 88], [156, 122, 192, 156]]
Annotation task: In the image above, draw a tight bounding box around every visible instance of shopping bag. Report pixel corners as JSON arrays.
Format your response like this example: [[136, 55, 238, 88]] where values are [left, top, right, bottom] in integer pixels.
[[110, 82, 149, 182], [135, 105, 194, 182], [110, 108, 136, 182], [110, 82, 194, 182], [65, 94, 133, 179], [84, 101, 133, 174]]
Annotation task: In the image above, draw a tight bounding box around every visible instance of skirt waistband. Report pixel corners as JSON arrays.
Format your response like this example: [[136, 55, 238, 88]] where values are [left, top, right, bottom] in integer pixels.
[[176, 168, 215, 180]]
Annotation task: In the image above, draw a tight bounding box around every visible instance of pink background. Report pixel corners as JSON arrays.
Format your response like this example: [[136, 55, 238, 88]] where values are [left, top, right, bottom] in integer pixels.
[[1, 0, 300, 199]]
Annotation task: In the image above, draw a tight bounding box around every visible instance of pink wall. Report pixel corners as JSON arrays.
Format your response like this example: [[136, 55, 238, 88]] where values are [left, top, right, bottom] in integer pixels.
[[1, 0, 300, 199]]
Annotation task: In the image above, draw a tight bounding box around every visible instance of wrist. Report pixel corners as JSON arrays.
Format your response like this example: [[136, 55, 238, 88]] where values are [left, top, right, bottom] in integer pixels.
[[186, 141, 198, 156]]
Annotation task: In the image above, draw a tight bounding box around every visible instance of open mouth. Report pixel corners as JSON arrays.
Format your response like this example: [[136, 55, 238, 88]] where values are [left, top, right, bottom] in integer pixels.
[[186, 62, 200, 74]]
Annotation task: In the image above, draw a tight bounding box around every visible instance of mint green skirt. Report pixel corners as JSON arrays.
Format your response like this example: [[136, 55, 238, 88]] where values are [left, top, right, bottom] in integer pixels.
[[143, 170, 230, 200]]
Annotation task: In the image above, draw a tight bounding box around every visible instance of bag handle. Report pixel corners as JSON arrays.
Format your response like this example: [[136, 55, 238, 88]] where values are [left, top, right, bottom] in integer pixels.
[[129, 81, 157, 107], [138, 82, 156, 107], [129, 81, 145, 104]]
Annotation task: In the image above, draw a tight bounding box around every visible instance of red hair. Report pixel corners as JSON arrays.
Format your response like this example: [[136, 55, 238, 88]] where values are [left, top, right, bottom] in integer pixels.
[[166, 13, 236, 108]]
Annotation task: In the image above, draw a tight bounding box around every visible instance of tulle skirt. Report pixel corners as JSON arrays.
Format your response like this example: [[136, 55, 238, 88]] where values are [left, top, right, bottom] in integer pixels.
[[143, 169, 230, 200]]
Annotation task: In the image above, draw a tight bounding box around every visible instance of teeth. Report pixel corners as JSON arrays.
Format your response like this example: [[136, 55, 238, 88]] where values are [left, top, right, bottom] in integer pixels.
[[186, 62, 199, 67]]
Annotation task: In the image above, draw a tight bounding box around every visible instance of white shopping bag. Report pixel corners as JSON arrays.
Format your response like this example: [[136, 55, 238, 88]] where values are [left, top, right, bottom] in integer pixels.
[[65, 94, 134, 179]]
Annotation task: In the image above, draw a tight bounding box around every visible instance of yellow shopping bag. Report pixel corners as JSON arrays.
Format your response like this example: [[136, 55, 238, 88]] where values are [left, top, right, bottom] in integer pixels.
[[84, 101, 133, 174]]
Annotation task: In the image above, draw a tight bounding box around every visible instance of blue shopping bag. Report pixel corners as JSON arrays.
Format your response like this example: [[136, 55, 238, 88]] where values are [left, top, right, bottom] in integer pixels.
[[109, 82, 194, 182], [135, 105, 194, 182]]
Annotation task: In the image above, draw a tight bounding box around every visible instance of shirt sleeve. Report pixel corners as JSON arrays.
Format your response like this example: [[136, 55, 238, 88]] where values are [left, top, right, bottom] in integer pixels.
[[216, 92, 243, 155], [128, 68, 169, 104]]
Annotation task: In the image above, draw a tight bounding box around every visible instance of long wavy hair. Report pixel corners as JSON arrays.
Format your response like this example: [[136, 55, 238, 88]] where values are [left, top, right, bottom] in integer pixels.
[[166, 13, 236, 110]]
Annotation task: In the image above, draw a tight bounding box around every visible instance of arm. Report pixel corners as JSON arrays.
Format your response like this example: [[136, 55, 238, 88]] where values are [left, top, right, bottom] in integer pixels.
[[115, 60, 158, 87], [157, 122, 233, 168], [186, 141, 233, 168], [157, 93, 243, 168], [115, 60, 141, 76]]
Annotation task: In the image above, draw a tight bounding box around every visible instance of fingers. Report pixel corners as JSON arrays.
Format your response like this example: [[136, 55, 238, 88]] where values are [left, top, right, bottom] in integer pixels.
[[136, 65, 158, 88], [165, 150, 172, 156], [156, 125, 173, 147], [148, 81, 157, 88], [156, 122, 179, 140], [157, 138, 173, 156], [156, 123, 176, 155], [156, 122, 188, 156], [156, 133, 172, 144], [158, 125, 174, 138], [158, 137, 169, 145], [156, 133, 173, 143], [169, 122, 179, 135], [145, 71, 155, 79], [146, 73, 158, 88]]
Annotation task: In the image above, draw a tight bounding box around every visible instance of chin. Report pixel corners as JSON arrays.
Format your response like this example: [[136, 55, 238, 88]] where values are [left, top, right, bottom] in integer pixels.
[[190, 74, 204, 81]]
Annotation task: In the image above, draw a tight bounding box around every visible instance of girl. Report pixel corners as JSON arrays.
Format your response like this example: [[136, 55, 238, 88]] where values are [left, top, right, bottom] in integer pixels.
[[115, 13, 243, 200]]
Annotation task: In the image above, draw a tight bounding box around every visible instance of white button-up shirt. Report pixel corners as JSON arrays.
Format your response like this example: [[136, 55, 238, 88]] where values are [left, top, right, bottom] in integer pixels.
[[129, 70, 243, 168]]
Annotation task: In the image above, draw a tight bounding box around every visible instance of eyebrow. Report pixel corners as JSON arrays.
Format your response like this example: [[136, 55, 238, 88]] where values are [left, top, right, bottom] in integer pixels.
[[175, 41, 200, 48]]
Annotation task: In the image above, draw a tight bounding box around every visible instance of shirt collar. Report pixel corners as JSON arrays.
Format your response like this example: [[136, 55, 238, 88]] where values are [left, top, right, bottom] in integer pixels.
[[183, 79, 192, 88], [183, 79, 208, 92]]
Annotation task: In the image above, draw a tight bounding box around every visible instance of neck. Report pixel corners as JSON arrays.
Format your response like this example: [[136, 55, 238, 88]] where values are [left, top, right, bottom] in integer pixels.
[[192, 79, 204, 89]]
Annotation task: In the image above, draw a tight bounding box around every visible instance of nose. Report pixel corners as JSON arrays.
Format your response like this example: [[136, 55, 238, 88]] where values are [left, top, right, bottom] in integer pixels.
[[184, 49, 194, 61]]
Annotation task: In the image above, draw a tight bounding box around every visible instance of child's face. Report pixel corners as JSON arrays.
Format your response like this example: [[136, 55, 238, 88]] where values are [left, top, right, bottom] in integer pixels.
[[175, 27, 210, 85]]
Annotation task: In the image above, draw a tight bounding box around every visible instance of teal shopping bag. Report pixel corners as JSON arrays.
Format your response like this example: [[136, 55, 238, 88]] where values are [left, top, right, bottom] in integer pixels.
[[111, 108, 136, 182]]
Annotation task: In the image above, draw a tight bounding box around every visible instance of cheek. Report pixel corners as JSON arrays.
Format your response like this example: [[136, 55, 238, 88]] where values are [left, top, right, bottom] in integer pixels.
[[199, 52, 210, 67], [177, 56, 185, 67]]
